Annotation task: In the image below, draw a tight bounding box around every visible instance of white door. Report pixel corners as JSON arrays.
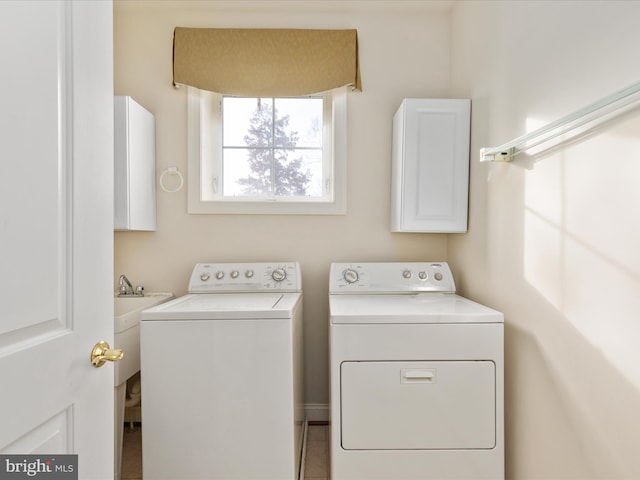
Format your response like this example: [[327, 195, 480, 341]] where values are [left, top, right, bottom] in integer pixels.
[[0, 1, 114, 478]]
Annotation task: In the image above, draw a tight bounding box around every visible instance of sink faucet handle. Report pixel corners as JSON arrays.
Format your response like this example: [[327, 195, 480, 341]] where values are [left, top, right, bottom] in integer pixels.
[[117, 274, 144, 297], [118, 274, 136, 296]]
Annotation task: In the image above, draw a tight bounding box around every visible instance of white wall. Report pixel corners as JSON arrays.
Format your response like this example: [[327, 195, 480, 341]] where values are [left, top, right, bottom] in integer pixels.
[[450, 1, 640, 478], [113, 0, 452, 409]]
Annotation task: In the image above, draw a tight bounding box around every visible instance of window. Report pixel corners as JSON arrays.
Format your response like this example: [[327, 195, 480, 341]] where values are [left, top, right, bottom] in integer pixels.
[[188, 86, 346, 214]]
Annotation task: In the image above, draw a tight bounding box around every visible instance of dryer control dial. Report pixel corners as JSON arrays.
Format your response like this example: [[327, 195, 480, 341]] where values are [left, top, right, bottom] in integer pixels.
[[271, 268, 287, 282], [343, 269, 359, 284], [200, 273, 210, 282], [329, 262, 455, 293]]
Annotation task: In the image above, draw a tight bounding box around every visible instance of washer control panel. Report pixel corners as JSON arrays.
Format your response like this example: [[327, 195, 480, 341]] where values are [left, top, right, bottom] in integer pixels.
[[330, 262, 455, 293], [189, 262, 301, 293]]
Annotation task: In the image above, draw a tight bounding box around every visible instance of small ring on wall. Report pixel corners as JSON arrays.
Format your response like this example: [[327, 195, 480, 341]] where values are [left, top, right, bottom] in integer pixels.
[[159, 167, 184, 193]]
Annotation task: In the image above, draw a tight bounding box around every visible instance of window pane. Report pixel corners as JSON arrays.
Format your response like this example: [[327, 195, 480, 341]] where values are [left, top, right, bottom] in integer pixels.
[[223, 97, 273, 147], [275, 98, 323, 148], [298, 149, 324, 197], [222, 148, 267, 196], [274, 149, 323, 197]]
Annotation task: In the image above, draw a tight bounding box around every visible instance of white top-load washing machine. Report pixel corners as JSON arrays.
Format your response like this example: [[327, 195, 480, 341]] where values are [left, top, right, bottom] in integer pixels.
[[140, 262, 305, 480], [329, 262, 504, 480]]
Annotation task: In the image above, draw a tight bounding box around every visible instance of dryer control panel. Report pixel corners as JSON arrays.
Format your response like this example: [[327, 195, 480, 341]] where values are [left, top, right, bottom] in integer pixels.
[[330, 262, 455, 294], [189, 262, 301, 293]]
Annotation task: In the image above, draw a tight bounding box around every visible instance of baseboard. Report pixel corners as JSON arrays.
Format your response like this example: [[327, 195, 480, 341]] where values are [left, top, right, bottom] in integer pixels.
[[304, 403, 329, 423]]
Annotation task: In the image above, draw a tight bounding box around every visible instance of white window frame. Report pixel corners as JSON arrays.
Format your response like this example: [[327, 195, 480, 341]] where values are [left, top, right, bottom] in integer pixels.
[[187, 86, 347, 215]]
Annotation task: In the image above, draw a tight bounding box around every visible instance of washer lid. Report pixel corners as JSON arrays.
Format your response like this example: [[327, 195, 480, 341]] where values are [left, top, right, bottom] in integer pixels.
[[329, 293, 503, 324], [141, 292, 301, 320]]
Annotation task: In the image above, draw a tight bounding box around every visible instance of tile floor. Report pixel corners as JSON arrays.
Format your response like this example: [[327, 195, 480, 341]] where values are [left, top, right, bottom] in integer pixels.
[[304, 423, 329, 480], [120, 425, 141, 480], [121, 423, 329, 480]]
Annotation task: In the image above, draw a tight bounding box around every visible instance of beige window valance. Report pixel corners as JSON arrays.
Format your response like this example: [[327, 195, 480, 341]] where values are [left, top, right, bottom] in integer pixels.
[[172, 27, 361, 97]]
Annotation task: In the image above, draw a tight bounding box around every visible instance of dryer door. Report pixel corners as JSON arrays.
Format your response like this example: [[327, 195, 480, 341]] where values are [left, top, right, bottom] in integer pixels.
[[341, 360, 495, 450]]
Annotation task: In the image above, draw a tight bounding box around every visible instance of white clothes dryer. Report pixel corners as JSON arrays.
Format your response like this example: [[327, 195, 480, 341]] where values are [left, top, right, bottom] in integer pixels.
[[329, 262, 504, 480], [141, 262, 305, 480]]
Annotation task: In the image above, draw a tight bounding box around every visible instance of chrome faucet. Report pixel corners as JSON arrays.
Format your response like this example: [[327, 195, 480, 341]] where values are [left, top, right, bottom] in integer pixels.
[[118, 274, 144, 297]]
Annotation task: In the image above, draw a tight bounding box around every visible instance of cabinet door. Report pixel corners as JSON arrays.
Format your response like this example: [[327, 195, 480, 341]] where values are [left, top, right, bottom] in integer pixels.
[[391, 99, 470, 233]]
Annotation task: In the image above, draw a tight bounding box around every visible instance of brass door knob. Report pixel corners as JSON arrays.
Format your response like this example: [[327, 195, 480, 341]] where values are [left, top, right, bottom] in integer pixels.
[[90, 341, 124, 368]]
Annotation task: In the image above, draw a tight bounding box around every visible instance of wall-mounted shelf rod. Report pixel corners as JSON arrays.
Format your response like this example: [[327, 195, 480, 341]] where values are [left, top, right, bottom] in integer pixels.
[[480, 80, 640, 162]]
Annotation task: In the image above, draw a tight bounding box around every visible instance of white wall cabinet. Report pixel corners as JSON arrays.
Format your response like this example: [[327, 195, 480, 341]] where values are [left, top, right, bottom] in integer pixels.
[[391, 98, 470, 233], [114, 96, 156, 231]]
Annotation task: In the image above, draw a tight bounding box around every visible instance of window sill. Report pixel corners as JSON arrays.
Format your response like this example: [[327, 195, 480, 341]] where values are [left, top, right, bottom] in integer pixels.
[[187, 198, 346, 215]]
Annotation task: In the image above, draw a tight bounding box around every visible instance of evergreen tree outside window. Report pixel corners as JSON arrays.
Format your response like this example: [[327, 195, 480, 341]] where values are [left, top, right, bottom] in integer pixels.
[[221, 96, 323, 198]]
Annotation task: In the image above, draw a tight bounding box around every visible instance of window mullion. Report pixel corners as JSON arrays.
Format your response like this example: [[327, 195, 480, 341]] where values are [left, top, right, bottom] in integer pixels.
[[270, 99, 277, 196]]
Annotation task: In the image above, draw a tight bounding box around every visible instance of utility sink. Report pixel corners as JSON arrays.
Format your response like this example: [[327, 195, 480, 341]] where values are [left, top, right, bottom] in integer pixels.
[[115, 292, 174, 333], [113, 292, 173, 480], [114, 292, 174, 386]]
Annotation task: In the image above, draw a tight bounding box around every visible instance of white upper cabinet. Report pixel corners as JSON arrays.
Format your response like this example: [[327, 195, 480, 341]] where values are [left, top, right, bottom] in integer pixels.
[[114, 96, 157, 231], [391, 99, 470, 233]]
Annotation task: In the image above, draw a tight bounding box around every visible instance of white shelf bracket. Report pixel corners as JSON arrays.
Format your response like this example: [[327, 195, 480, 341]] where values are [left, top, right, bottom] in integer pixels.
[[480, 147, 515, 163]]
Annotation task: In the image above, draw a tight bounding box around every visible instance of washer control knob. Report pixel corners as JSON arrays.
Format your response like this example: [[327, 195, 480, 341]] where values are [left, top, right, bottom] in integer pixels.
[[418, 271, 428, 280], [272, 268, 287, 282], [200, 273, 211, 282], [216, 271, 224, 280], [245, 269, 254, 278], [343, 269, 359, 284], [434, 272, 443, 281], [402, 270, 412, 279], [230, 270, 239, 279]]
